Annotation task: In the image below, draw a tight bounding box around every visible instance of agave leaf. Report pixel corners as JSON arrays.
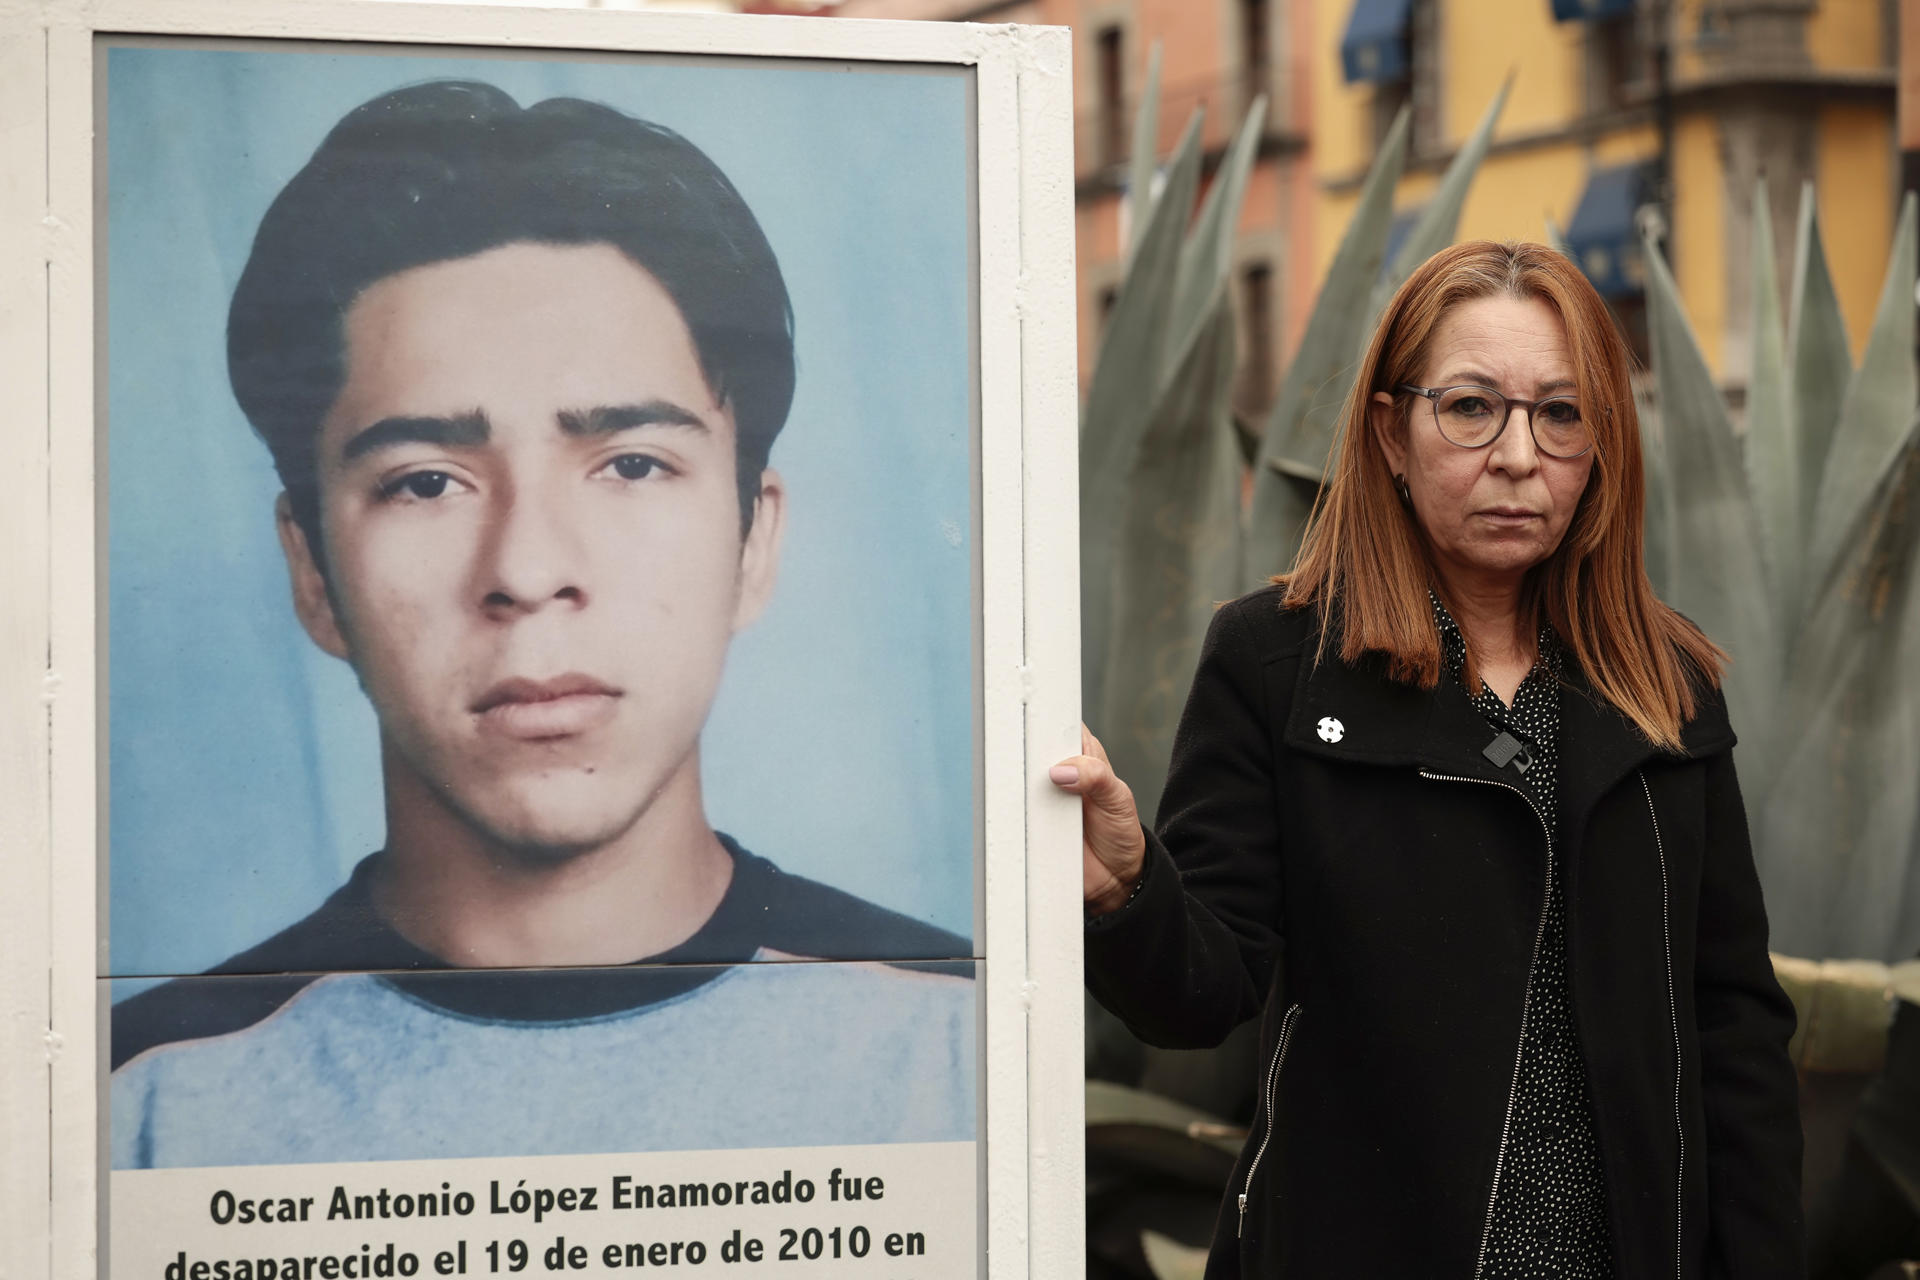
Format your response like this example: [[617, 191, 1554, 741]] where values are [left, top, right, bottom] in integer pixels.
[[1244, 468, 1326, 589], [1141, 1232, 1211, 1280], [1808, 193, 1918, 593], [1167, 95, 1269, 377], [1787, 181, 1853, 541], [1642, 232, 1778, 777], [1757, 419, 1920, 961], [1640, 407, 1672, 600], [1366, 74, 1513, 320], [1124, 43, 1163, 266], [1084, 1080, 1237, 1145], [1544, 216, 1571, 259], [1080, 114, 1204, 713], [1243, 107, 1409, 584], [1771, 954, 1905, 1072], [1086, 1077, 1243, 1187], [1744, 182, 1797, 632], [1102, 304, 1243, 824]]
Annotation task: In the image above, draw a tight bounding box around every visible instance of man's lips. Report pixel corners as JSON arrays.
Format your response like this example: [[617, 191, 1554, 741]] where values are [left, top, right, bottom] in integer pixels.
[[472, 674, 623, 739]]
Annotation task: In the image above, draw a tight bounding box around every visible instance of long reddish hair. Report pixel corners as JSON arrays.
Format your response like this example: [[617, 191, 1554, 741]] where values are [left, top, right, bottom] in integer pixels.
[[1279, 240, 1723, 750]]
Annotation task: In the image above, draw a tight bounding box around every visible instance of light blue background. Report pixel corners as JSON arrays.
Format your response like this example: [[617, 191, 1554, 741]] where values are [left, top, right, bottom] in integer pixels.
[[105, 43, 977, 980]]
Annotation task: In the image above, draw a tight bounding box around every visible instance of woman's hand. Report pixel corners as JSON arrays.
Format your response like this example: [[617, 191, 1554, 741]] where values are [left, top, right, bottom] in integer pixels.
[[1050, 725, 1148, 917]]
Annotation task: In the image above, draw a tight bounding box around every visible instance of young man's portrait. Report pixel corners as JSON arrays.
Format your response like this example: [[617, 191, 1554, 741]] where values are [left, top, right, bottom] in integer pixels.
[[103, 45, 979, 1169]]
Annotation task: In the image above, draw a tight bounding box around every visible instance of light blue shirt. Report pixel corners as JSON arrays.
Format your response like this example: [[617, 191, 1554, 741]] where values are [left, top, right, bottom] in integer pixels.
[[113, 956, 975, 1169]]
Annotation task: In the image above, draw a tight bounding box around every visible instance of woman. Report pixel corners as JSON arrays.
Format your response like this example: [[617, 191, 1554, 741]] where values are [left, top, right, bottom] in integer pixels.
[[1054, 242, 1802, 1278]]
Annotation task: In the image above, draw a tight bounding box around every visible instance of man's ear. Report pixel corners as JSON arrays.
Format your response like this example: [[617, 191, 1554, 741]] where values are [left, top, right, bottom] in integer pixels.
[[733, 468, 786, 632], [1369, 390, 1410, 478], [274, 493, 351, 661]]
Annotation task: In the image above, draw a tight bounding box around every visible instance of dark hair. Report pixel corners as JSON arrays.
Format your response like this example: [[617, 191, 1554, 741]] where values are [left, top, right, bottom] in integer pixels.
[[228, 80, 795, 564]]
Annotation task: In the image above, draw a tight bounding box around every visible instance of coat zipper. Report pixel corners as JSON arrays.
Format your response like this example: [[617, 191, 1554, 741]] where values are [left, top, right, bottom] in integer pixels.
[[1638, 771, 1684, 1280], [1418, 770, 1553, 1280], [1236, 1001, 1302, 1237]]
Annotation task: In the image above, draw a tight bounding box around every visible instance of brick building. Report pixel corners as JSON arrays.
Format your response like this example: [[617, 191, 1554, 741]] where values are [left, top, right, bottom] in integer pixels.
[[832, 0, 1316, 421]]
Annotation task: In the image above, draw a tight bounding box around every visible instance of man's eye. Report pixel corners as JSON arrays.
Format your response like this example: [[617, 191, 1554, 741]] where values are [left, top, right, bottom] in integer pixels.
[[607, 454, 666, 481], [381, 471, 456, 501]]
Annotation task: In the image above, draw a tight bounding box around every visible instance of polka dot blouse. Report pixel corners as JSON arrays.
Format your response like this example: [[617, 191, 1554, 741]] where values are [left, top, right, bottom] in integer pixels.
[[1432, 593, 1613, 1278]]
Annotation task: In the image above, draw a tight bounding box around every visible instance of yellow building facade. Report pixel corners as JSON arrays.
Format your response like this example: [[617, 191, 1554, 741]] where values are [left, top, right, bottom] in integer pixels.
[[1312, 0, 1897, 383]]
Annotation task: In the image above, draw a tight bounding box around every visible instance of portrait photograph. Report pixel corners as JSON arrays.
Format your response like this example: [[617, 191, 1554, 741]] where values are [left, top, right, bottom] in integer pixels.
[[100, 37, 982, 1170]]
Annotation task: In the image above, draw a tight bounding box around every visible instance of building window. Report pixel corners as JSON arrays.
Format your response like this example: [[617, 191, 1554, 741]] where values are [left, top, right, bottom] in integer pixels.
[[1242, 0, 1271, 101], [1237, 262, 1275, 414], [1586, 12, 1641, 113], [1610, 294, 1650, 368], [1564, 162, 1652, 366], [1372, 77, 1411, 150], [1097, 26, 1125, 167], [1346, 0, 1435, 154], [1407, 0, 1441, 154]]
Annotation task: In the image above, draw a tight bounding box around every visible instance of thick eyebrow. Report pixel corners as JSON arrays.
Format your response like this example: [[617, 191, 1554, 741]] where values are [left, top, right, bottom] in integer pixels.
[[336, 401, 708, 465], [557, 401, 710, 437], [340, 410, 489, 463]]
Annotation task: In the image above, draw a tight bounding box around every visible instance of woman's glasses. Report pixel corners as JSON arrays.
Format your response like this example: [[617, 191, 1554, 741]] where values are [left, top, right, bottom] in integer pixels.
[[1396, 383, 1594, 459]]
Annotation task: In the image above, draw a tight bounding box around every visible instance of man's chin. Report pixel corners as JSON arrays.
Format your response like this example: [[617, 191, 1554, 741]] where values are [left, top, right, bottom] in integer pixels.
[[453, 801, 642, 865], [410, 759, 684, 864]]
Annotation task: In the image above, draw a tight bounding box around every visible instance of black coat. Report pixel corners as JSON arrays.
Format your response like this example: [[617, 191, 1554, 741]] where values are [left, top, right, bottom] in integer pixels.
[[1085, 587, 1804, 1278]]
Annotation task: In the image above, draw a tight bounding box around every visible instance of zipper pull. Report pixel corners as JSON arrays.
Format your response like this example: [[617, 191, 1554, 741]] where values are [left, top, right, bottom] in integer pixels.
[[1237, 1193, 1247, 1237]]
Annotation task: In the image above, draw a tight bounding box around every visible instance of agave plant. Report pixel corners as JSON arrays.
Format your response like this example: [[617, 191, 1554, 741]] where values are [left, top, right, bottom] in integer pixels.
[[1641, 186, 1920, 962], [1082, 66, 1510, 821], [1077, 61, 1511, 1278], [1079, 42, 1920, 1279]]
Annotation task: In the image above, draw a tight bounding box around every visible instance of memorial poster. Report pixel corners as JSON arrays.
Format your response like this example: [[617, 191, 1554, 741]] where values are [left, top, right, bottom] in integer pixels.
[[1, 10, 1081, 1279]]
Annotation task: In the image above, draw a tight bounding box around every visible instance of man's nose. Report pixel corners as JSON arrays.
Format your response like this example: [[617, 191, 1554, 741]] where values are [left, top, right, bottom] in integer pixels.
[[477, 486, 588, 614]]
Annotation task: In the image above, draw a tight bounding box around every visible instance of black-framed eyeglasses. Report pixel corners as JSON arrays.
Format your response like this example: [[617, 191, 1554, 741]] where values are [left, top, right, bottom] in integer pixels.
[[1396, 384, 1594, 459]]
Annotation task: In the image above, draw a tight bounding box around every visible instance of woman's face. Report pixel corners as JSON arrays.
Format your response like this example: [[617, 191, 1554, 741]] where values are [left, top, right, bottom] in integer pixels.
[[1370, 294, 1595, 596]]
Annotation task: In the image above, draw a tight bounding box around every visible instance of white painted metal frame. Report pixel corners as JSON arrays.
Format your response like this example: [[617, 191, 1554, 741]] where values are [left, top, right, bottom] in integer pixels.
[[0, 4, 1082, 1277]]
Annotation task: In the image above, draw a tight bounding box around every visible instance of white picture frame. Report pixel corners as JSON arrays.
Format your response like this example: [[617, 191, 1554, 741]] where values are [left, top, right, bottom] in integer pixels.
[[0, 4, 1082, 1277]]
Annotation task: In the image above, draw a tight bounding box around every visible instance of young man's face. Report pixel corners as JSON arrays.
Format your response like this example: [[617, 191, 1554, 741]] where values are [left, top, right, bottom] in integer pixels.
[[277, 241, 784, 858]]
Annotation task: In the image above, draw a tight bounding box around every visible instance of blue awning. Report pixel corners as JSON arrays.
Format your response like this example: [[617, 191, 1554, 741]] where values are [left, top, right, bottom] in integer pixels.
[[1551, 0, 1635, 19], [1564, 163, 1648, 299], [1341, 0, 1414, 84]]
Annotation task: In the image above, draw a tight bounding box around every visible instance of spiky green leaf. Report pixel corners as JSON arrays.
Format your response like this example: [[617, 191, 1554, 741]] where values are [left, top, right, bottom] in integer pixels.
[[1772, 954, 1911, 1071], [1808, 194, 1917, 593], [1642, 232, 1778, 773], [1243, 108, 1409, 583], [1544, 216, 1571, 259], [1085, 1080, 1242, 1186], [1167, 96, 1269, 375], [1243, 467, 1324, 590], [1787, 182, 1853, 537], [1758, 419, 1920, 960], [1367, 75, 1513, 319], [1101, 304, 1244, 823], [1141, 1233, 1211, 1280], [1640, 409, 1672, 600], [1744, 182, 1797, 631], [1080, 113, 1204, 713], [1124, 44, 1163, 265]]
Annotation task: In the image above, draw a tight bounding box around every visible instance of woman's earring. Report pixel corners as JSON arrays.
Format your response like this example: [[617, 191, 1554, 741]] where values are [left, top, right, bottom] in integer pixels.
[[1393, 474, 1414, 512]]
